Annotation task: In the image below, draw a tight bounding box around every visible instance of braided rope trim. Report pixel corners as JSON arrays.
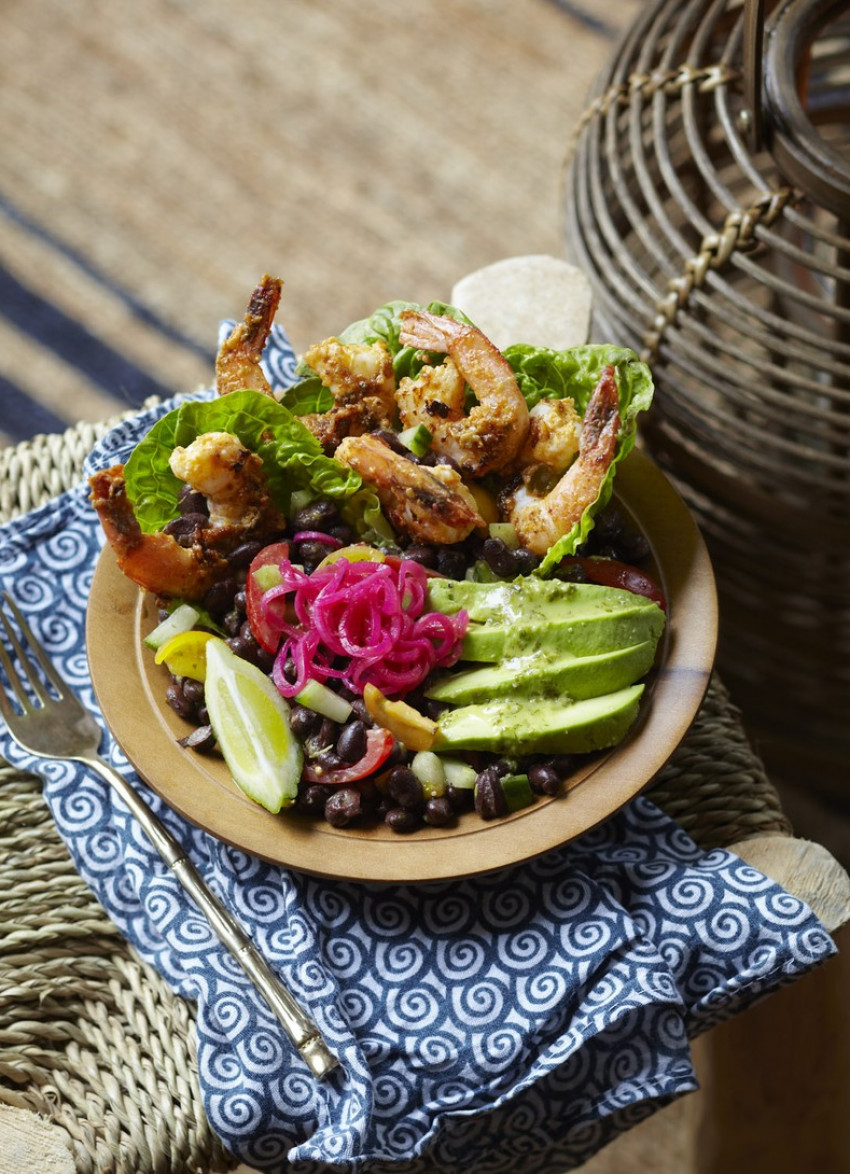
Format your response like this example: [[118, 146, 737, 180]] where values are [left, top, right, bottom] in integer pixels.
[[572, 61, 740, 141], [639, 187, 795, 363]]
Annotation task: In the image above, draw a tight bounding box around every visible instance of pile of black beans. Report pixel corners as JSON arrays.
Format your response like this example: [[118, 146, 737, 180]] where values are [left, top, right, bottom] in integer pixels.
[[160, 478, 651, 832]]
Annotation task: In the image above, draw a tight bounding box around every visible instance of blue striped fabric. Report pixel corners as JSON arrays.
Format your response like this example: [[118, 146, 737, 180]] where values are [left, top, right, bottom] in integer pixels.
[[0, 193, 215, 447]]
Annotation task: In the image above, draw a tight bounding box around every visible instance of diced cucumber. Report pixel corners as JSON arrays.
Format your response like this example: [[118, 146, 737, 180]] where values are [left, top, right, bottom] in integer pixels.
[[252, 562, 284, 591], [500, 773, 535, 812], [143, 603, 200, 651], [295, 679, 353, 723], [488, 522, 520, 550], [398, 423, 433, 457], [410, 750, 446, 797], [440, 756, 477, 789], [289, 488, 314, 512]]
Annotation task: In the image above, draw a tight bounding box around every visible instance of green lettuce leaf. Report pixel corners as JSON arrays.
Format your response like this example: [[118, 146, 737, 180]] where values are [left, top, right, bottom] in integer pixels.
[[123, 389, 382, 537], [502, 344, 654, 573]]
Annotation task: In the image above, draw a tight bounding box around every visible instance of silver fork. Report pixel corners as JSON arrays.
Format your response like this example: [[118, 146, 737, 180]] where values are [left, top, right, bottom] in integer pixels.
[[0, 591, 338, 1080]]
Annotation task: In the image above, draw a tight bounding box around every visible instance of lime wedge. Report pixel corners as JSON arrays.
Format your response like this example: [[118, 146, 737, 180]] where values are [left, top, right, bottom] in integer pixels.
[[203, 638, 303, 812]]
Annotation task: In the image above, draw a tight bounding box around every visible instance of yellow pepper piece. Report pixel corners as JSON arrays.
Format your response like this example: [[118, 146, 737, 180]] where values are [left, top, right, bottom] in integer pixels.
[[362, 683, 437, 751], [154, 630, 215, 682]]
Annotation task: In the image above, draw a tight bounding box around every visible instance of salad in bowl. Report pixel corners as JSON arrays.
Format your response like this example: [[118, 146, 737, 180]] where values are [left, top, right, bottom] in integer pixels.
[[89, 272, 665, 837]]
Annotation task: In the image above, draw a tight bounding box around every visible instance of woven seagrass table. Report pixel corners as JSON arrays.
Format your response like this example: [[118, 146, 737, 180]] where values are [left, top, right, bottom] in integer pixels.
[[1, 415, 848, 1174]]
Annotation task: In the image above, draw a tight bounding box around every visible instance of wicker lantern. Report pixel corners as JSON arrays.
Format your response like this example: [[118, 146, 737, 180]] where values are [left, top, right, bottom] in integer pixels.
[[566, 0, 850, 804]]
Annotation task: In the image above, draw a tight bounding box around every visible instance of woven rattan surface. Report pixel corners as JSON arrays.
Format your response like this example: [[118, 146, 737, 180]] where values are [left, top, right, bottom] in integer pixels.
[[566, 0, 850, 803], [0, 418, 791, 1172]]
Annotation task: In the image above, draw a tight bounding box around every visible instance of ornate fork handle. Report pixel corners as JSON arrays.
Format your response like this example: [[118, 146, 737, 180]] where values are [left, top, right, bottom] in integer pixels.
[[84, 754, 339, 1080]]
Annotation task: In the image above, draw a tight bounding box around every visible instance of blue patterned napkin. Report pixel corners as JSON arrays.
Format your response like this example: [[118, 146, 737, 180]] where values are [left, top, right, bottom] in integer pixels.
[[0, 323, 836, 1173]]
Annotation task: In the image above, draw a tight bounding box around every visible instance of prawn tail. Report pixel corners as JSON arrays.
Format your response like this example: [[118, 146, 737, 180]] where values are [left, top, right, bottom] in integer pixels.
[[215, 273, 282, 398], [398, 308, 464, 354], [243, 273, 283, 348], [581, 365, 621, 451], [88, 465, 143, 554]]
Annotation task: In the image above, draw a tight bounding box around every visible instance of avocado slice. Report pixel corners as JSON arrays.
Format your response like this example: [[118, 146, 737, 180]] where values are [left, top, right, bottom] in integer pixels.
[[425, 578, 664, 663], [425, 639, 657, 705], [433, 685, 645, 755]]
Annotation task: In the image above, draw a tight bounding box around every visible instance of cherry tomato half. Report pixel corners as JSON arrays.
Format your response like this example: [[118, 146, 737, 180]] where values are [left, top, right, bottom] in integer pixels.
[[561, 556, 666, 610], [302, 727, 395, 785], [245, 541, 290, 654]]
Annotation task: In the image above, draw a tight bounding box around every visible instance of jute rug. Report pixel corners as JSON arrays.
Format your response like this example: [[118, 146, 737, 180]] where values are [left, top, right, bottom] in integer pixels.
[[0, 0, 641, 446]]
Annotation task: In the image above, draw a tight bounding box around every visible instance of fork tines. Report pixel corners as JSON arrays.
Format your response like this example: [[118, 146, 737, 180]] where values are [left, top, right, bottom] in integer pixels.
[[0, 591, 67, 712]]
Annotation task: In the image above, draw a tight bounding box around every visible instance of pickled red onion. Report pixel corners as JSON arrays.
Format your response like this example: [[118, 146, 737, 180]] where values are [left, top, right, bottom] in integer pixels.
[[254, 555, 468, 699]]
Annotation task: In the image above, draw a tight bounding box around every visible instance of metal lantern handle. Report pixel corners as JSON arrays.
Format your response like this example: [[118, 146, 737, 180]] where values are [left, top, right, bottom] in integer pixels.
[[743, 0, 850, 218]]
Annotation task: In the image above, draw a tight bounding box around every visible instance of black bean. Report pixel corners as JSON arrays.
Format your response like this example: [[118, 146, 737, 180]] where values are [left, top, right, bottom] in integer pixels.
[[166, 680, 196, 721], [295, 540, 331, 572], [197, 705, 209, 725], [355, 777, 381, 812], [178, 724, 217, 754], [371, 429, 408, 455], [290, 705, 322, 738], [329, 523, 355, 545], [318, 717, 337, 745], [178, 486, 208, 516], [435, 547, 467, 579], [336, 720, 367, 763], [423, 697, 450, 721], [592, 507, 624, 543], [385, 806, 421, 833], [474, 768, 508, 820], [297, 783, 333, 816], [325, 788, 362, 827], [346, 697, 371, 725], [182, 678, 205, 706], [513, 548, 541, 575], [423, 796, 455, 827], [162, 513, 207, 545], [304, 718, 338, 759], [403, 544, 439, 569], [446, 783, 475, 812], [482, 537, 518, 579], [317, 749, 345, 771], [227, 541, 263, 569], [228, 633, 272, 670], [527, 762, 562, 797], [551, 754, 580, 778], [292, 499, 339, 533], [386, 765, 424, 810], [383, 740, 409, 769], [223, 609, 243, 636], [203, 576, 238, 618], [233, 588, 247, 614], [618, 531, 651, 562]]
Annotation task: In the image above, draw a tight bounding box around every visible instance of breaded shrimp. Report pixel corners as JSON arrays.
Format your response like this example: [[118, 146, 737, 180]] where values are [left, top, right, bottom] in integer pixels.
[[215, 274, 282, 398], [299, 337, 397, 454], [89, 433, 285, 600], [503, 366, 621, 555], [395, 310, 529, 477], [334, 434, 484, 545]]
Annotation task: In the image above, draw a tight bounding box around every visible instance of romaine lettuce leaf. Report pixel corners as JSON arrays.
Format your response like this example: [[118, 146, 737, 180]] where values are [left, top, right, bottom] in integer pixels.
[[502, 343, 654, 573], [123, 389, 385, 538]]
